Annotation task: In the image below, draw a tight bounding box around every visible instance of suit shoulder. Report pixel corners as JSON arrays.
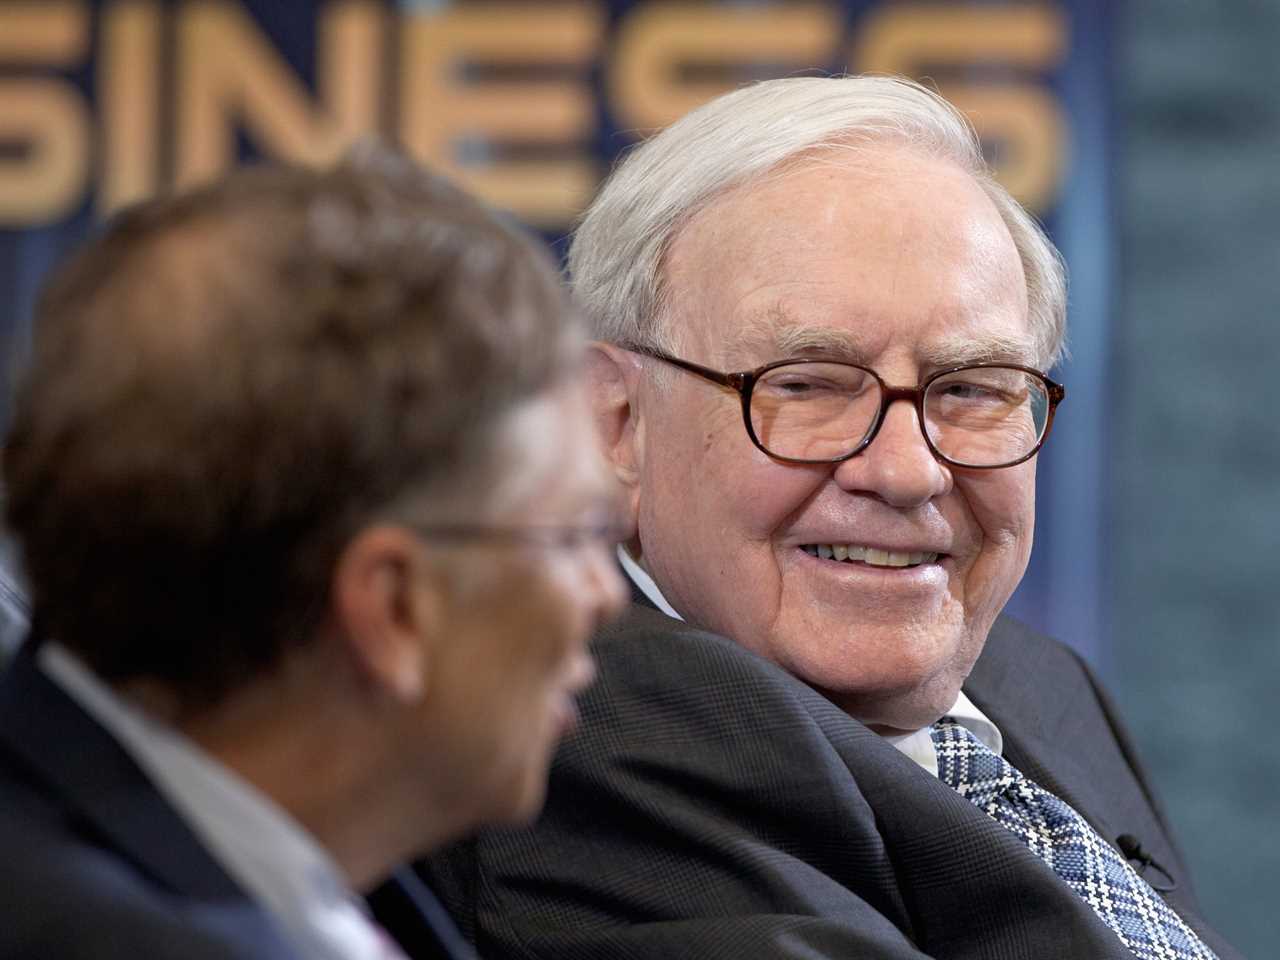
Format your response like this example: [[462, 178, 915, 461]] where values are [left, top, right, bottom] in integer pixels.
[[974, 614, 1101, 688], [592, 603, 814, 693], [0, 838, 245, 958], [424, 611, 935, 958], [582, 603, 851, 745], [0, 774, 298, 959], [986, 613, 1084, 659]]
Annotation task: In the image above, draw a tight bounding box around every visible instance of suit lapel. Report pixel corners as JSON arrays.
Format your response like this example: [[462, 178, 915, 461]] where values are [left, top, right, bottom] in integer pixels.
[[0, 651, 477, 959], [963, 618, 1118, 837], [964, 617, 1174, 853], [0, 647, 249, 899], [812, 694, 1134, 958]]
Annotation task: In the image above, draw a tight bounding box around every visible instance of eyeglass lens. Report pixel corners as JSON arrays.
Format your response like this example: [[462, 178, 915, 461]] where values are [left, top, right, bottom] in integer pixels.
[[748, 362, 1051, 467]]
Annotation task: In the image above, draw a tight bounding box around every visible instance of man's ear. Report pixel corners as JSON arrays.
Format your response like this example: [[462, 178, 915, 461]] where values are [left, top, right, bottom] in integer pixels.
[[330, 526, 441, 703], [585, 342, 645, 496]]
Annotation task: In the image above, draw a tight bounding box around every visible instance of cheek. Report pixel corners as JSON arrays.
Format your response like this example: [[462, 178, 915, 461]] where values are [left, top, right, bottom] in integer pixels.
[[535, 565, 593, 649], [957, 466, 1036, 600], [640, 439, 830, 641], [645, 397, 824, 543], [454, 569, 576, 696], [642, 449, 817, 594], [505, 572, 582, 668]]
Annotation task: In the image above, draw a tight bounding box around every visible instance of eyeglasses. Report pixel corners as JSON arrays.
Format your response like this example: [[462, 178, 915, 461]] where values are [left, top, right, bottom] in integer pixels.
[[406, 521, 629, 551], [629, 347, 1065, 470]]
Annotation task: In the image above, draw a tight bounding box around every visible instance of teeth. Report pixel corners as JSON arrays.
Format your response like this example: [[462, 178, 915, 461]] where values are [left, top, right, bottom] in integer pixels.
[[803, 544, 939, 568]]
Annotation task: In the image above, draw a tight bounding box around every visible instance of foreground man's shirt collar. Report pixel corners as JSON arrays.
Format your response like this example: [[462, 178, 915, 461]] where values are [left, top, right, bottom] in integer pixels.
[[617, 545, 1003, 776], [39, 643, 404, 960]]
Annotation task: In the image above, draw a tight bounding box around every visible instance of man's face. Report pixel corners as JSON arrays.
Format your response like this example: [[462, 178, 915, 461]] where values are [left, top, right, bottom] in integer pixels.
[[629, 146, 1038, 732], [425, 381, 626, 823]]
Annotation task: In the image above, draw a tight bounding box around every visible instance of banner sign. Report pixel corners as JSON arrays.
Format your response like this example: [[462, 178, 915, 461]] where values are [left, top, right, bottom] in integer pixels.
[[0, 0, 1112, 656]]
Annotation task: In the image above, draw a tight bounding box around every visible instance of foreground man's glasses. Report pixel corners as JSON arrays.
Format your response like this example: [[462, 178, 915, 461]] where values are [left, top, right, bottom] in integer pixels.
[[629, 346, 1065, 470], [407, 522, 628, 551]]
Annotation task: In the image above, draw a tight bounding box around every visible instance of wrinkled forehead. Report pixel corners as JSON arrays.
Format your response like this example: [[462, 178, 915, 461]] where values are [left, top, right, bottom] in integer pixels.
[[657, 147, 1032, 370], [731, 308, 1040, 370]]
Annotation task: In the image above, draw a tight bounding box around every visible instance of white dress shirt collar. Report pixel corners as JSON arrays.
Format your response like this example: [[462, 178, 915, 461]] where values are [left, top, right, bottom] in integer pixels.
[[38, 643, 405, 960], [616, 548, 1003, 775], [618, 545, 684, 621], [879, 690, 1002, 777]]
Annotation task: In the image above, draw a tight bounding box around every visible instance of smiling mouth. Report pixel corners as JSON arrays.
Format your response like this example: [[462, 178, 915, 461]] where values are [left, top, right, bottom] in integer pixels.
[[800, 543, 941, 568]]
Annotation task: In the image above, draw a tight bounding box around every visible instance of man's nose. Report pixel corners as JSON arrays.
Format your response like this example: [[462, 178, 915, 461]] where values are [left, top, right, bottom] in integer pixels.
[[832, 398, 951, 507], [589, 542, 628, 623]]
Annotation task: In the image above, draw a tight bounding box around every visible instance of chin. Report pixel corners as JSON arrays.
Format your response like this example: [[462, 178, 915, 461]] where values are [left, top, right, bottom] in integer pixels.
[[814, 661, 968, 732], [496, 779, 549, 826], [830, 690, 957, 733], [479, 759, 552, 827]]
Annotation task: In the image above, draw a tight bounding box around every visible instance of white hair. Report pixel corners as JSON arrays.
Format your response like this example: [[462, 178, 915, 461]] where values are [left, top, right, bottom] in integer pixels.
[[568, 75, 1067, 369]]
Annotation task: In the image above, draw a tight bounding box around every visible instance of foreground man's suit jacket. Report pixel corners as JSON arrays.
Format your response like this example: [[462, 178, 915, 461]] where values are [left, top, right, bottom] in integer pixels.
[[0, 647, 472, 960], [423, 602, 1242, 960]]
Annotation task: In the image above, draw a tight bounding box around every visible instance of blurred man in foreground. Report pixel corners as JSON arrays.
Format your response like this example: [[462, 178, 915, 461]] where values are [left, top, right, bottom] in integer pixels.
[[424, 77, 1241, 959], [0, 148, 624, 958]]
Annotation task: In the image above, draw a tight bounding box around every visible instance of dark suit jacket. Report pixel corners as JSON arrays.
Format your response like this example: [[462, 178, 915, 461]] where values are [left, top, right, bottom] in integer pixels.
[[0, 645, 473, 960], [422, 603, 1242, 960]]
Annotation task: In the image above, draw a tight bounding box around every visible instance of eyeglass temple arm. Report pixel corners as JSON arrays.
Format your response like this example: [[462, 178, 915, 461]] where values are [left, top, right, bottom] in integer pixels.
[[626, 346, 744, 390]]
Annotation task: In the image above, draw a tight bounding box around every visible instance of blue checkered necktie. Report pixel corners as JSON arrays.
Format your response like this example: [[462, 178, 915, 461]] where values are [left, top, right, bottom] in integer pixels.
[[930, 719, 1217, 960]]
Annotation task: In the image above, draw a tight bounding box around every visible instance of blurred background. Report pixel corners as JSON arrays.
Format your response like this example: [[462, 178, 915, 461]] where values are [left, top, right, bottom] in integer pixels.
[[0, 1, 1273, 953]]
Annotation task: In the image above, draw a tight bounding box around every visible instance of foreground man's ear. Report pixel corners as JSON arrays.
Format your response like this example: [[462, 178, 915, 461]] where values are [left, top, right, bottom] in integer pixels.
[[585, 342, 646, 496], [331, 526, 442, 702]]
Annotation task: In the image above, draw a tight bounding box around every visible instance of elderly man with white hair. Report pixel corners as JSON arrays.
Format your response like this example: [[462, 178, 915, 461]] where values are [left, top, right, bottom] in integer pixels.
[[423, 76, 1241, 960]]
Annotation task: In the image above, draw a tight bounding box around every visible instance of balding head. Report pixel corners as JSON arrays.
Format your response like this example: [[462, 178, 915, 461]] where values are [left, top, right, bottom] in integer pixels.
[[5, 146, 578, 709]]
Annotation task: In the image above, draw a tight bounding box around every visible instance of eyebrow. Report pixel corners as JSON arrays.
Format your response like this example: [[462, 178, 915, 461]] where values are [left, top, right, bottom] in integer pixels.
[[732, 306, 1040, 371], [733, 308, 872, 366], [917, 330, 1040, 369]]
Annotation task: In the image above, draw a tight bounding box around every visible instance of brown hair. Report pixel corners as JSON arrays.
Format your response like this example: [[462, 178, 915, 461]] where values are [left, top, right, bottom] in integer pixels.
[[4, 145, 577, 707]]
